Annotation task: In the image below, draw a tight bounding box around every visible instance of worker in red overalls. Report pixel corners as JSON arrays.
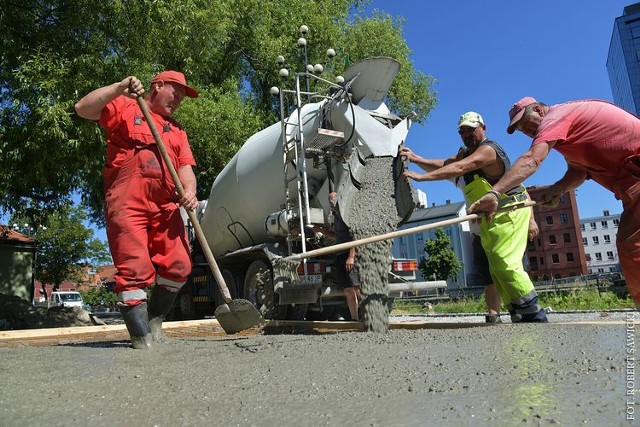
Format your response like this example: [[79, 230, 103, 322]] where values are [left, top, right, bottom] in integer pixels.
[[75, 71, 199, 349]]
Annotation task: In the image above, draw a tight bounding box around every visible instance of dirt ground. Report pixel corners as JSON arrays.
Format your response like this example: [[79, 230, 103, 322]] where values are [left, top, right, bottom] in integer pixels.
[[1, 311, 639, 426]]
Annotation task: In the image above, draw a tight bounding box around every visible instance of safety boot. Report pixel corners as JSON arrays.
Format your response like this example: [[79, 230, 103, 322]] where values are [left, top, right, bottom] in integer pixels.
[[508, 293, 548, 323], [119, 302, 152, 349], [148, 286, 178, 342], [485, 313, 502, 324]]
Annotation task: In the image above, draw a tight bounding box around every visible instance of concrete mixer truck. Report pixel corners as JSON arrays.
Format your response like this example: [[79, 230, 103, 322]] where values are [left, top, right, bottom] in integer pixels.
[[174, 57, 423, 321]]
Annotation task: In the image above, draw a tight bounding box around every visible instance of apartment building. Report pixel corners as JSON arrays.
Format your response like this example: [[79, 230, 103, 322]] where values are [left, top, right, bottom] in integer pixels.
[[391, 200, 474, 292], [525, 186, 588, 280], [580, 210, 622, 274]]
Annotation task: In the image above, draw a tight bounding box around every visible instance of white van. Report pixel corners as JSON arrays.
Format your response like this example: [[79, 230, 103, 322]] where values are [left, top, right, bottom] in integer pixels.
[[49, 291, 84, 308]]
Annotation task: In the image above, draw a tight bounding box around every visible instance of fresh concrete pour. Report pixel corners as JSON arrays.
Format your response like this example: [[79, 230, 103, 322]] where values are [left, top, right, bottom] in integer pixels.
[[0, 312, 638, 425], [347, 157, 400, 332]]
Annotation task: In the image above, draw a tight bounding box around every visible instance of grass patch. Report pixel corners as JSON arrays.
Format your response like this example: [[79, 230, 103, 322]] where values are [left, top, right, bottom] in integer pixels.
[[538, 289, 634, 311], [391, 289, 635, 315]]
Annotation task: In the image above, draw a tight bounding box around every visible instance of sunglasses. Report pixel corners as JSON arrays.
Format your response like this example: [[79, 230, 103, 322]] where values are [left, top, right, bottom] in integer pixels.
[[458, 126, 477, 135]]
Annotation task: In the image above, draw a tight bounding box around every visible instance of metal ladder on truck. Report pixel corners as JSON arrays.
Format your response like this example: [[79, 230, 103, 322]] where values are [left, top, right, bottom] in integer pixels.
[[277, 72, 344, 260]]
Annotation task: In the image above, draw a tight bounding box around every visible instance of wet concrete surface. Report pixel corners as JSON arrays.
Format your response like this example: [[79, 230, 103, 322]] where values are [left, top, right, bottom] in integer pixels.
[[1, 311, 639, 426]]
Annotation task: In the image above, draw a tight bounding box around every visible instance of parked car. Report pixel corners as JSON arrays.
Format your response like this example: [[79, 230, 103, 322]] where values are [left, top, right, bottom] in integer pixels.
[[49, 291, 85, 308]]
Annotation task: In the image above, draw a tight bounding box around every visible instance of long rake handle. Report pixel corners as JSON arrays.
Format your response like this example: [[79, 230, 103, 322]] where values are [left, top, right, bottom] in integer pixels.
[[136, 97, 232, 302], [285, 200, 536, 261]]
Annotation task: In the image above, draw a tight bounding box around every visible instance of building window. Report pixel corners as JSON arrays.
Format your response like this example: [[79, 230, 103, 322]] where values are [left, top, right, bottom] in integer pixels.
[[563, 233, 571, 243], [552, 254, 559, 264], [597, 268, 605, 273], [607, 251, 614, 260], [539, 257, 544, 265], [603, 210, 610, 216], [604, 235, 611, 244], [583, 237, 588, 246], [554, 273, 561, 279], [585, 253, 591, 261], [595, 252, 602, 261], [590, 222, 597, 230], [566, 252, 574, 262], [546, 216, 553, 225], [592, 236, 599, 245], [609, 267, 617, 272], [549, 235, 557, 245], [601, 220, 608, 228], [529, 256, 538, 270], [613, 219, 620, 227], [581, 223, 585, 231], [537, 238, 541, 247], [560, 213, 568, 224]]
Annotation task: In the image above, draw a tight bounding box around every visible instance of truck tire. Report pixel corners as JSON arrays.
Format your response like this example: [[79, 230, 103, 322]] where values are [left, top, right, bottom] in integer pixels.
[[244, 260, 287, 320]]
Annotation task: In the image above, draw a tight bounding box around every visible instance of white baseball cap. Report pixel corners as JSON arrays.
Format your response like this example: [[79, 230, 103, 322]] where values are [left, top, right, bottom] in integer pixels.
[[458, 111, 484, 129]]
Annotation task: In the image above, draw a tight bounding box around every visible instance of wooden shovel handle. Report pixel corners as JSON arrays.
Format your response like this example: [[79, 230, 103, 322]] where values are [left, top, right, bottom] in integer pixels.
[[285, 200, 536, 261], [136, 97, 232, 302]]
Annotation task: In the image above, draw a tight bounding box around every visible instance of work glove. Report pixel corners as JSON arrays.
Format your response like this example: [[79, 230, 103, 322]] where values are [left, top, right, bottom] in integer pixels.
[[540, 184, 564, 208]]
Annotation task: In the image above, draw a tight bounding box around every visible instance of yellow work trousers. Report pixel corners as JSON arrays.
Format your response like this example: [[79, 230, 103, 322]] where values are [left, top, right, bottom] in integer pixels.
[[479, 204, 534, 304]]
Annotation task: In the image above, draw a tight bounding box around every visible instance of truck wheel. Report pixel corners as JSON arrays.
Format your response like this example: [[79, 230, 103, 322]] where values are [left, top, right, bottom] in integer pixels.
[[244, 260, 286, 320]]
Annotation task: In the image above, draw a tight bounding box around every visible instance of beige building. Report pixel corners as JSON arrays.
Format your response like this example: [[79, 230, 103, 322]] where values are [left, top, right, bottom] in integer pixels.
[[0, 225, 36, 301]]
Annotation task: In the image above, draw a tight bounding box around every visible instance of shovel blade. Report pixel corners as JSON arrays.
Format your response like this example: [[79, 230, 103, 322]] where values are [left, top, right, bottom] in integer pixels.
[[214, 299, 265, 334]]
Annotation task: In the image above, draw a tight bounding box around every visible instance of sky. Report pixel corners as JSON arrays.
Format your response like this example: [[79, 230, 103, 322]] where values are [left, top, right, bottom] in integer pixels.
[[366, 0, 632, 219]]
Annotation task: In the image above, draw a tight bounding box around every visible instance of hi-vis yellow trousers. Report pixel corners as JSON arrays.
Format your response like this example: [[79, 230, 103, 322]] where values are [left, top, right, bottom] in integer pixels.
[[463, 175, 535, 304]]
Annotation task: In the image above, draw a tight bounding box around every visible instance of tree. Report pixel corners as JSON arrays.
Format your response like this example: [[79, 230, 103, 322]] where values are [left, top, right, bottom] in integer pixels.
[[419, 229, 461, 281], [80, 287, 117, 308], [0, 0, 436, 226], [10, 204, 111, 298]]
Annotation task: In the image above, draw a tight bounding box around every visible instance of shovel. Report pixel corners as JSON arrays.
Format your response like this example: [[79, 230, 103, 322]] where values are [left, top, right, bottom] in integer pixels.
[[136, 97, 264, 334]]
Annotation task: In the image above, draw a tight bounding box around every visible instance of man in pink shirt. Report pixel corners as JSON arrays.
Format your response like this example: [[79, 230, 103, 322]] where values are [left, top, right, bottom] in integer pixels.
[[468, 97, 640, 309]]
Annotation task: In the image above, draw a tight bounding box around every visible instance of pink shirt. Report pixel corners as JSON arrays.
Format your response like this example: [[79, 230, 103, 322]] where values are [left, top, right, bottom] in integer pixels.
[[532, 99, 640, 194]]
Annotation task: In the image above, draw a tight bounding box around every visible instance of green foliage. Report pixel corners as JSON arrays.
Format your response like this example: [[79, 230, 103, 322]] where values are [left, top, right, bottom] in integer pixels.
[[391, 289, 634, 314], [9, 204, 111, 289], [538, 289, 635, 311], [80, 287, 117, 308], [0, 0, 436, 226], [418, 229, 461, 281]]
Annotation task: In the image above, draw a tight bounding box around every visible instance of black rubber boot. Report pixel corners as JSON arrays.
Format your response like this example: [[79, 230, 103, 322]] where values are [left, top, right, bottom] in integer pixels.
[[148, 286, 178, 342], [119, 303, 152, 349], [508, 294, 548, 323]]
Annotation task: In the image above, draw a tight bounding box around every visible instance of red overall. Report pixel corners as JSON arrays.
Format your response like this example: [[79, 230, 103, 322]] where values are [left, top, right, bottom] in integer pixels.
[[99, 97, 196, 303]]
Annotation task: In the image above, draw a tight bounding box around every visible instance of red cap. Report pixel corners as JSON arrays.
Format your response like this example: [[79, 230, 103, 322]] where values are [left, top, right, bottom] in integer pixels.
[[150, 70, 199, 98], [507, 96, 537, 134]]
